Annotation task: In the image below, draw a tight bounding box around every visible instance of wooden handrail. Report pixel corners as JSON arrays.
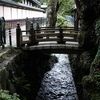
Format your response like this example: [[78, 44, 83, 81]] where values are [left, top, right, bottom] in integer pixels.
[[21, 30, 30, 32], [35, 33, 59, 36], [35, 29, 80, 33], [16, 24, 79, 47], [21, 34, 31, 37]]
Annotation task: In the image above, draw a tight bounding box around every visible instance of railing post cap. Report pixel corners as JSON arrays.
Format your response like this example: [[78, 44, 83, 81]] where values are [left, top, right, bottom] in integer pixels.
[[17, 23, 20, 29]]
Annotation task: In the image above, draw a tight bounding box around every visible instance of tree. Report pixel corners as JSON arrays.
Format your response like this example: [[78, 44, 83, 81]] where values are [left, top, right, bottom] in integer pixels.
[[57, 0, 74, 26], [46, 0, 74, 27], [46, 0, 61, 27], [38, 0, 49, 4], [74, 0, 81, 14], [72, 1, 100, 100], [58, 0, 74, 16]]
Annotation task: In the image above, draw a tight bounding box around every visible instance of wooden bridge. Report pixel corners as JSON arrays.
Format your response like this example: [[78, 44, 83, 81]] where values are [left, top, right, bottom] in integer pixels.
[[16, 23, 83, 54]]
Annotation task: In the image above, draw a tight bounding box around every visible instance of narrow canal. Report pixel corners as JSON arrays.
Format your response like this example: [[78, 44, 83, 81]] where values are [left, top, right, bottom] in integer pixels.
[[36, 54, 79, 100]]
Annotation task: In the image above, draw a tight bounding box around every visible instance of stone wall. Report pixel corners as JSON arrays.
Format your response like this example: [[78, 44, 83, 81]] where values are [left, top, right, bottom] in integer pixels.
[[0, 49, 57, 100]]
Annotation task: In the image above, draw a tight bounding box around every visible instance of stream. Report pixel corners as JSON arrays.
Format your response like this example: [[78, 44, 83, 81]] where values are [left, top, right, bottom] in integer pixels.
[[36, 54, 79, 100]]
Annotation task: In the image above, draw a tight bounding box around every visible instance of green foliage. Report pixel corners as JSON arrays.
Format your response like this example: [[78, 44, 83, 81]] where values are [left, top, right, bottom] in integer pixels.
[[0, 89, 20, 100], [82, 74, 100, 100], [38, 0, 49, 4], [9, 46, 21, 54], [91, 46, 100, 69], [56, 15, 68, 26], [94, 74, 100, 87], [0, 54, 7, 63], [12, 0, 22, 2], [56, 0, 74, 26], [95, 19, 100, 36], [58, 0, 74, 16], [12, 72, 30, 92]]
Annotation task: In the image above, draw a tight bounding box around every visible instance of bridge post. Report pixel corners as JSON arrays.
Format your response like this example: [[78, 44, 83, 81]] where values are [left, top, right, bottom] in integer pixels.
[[0, 17, 6, 49], [36, 22, 42, 40], [9, 28, 12, 46], [30, 22, 36, 45], [36, 22, 40, 32], [16, 23, 22, 47], [58, 27, 65, 44]]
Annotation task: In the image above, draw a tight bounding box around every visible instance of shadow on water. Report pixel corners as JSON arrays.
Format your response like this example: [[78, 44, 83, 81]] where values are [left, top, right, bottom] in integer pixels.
[[36, 54, 79, 100]]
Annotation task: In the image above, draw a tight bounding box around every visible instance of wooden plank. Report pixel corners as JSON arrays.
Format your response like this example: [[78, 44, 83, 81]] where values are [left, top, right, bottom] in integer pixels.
[[35, 33, 77, 38], [22, 35, 31, 37], [35, 33, 59, 36], [63, 29, 80, 33], [63, 33, 78, 37], [22, 40, 31, 44], [35, 29, 59, 32], [63, 38, 77, 42], [35, 29, 80, 34], [40, 26, 75, 29], [63, 33, 78, 35], [36, 38, 60, 42], [21, 30, 29, 32]]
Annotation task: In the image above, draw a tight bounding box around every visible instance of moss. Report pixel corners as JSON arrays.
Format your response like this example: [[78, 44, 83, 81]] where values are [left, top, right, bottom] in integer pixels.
[[95, 19, 100, 36], [90, 45, 100, 71], [82, 66, 100, 99], [85, 90, 100, 100], [82, 75, 95, 92], [90, 93, 100, 100], [69, 50, 96, 100]]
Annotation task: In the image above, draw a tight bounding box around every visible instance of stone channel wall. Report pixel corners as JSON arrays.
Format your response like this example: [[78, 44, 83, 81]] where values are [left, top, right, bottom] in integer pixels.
[[0, 49, 57, 100], [0, 49, 24, 95]]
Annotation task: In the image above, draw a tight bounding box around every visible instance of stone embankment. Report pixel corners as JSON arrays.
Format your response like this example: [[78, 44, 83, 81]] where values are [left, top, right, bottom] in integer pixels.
[[0, 48, 19, 93], [0, 48, 58, 99]]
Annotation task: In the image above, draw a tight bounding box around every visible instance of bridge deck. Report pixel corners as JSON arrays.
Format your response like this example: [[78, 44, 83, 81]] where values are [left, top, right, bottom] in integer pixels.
[[22, 42, 83, 54]]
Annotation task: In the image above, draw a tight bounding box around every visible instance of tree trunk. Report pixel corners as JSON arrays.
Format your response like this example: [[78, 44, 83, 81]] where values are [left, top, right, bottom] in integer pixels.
[[46, 0, 62, 27], [74, 0, 81, 14]]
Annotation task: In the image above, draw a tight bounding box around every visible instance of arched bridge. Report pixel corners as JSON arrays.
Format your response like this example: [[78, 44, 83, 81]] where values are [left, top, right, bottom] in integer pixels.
[[16, 23, 84, 54]]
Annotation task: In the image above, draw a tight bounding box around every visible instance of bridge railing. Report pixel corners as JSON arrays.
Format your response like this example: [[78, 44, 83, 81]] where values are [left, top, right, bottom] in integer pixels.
[[0, 17, 6, 49], [35, 28, 78, 43], [16, 23, 79, 47]]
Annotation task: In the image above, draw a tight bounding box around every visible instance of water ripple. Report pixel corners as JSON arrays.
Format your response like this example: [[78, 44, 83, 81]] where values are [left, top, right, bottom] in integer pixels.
[[36, 54, 79, 100]]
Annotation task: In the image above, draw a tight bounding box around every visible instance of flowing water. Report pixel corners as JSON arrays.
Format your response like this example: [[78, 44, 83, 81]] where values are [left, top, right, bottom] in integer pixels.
[[36, 54, 79, 100]]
